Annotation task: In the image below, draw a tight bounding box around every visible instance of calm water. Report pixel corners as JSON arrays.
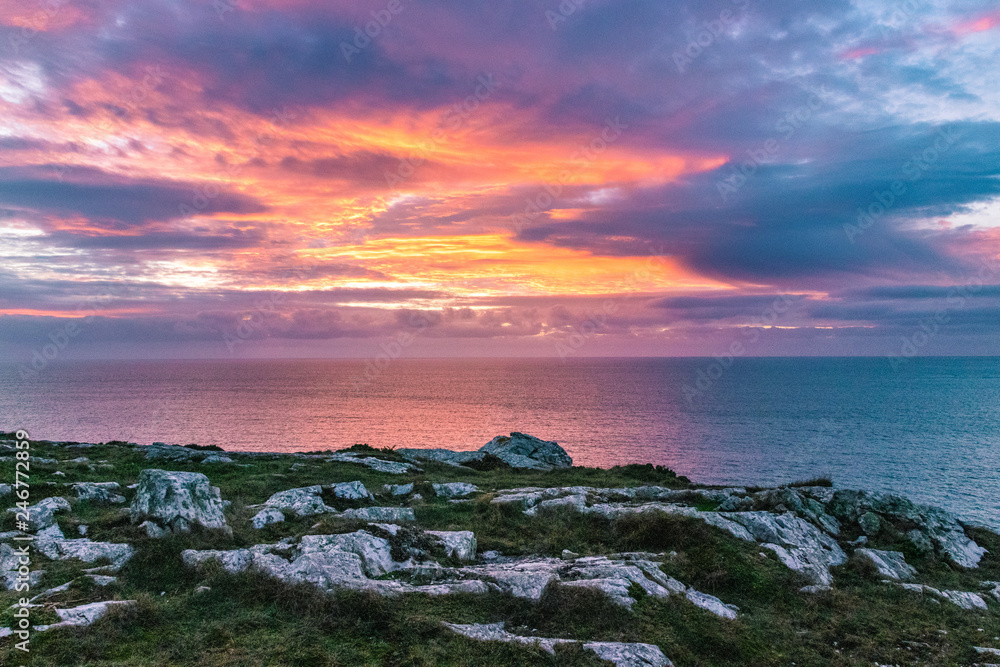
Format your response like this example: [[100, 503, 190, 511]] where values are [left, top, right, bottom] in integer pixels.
[[1, 357, 998, 530]]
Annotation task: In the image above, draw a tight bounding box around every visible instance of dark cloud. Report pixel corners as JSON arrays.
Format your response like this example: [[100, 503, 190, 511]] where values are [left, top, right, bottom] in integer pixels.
[[0, 165, 266, 228]]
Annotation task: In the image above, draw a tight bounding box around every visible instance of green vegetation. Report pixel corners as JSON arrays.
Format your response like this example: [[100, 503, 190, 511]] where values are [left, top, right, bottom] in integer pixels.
[[1, 437, 997, 666]]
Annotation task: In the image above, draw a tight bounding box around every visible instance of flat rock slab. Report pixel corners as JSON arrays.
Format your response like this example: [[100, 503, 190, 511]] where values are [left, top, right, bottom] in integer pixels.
[[898, 583, 989, 610], [432, 482, 479, 498], [855, 548, 917, 580], [443, 622, 672, 666]]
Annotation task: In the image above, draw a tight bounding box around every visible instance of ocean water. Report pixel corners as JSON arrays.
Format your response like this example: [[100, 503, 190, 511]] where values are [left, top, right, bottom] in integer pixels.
[[1, 357, 998, 531]]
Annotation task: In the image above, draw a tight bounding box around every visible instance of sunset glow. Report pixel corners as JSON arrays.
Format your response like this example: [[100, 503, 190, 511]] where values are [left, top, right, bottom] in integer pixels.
[[2, 0, 999, 360]]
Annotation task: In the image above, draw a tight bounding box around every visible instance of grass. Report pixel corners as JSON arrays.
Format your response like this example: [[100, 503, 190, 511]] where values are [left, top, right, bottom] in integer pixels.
[[1, 436, 998, 666]]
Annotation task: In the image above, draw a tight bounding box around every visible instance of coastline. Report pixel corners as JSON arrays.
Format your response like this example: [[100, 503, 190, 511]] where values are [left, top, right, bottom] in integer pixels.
[[2, 432, 999, 665]]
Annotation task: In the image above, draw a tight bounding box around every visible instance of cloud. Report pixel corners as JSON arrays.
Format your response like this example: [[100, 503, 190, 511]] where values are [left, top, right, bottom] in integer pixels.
[[0, 165, 266, 228]]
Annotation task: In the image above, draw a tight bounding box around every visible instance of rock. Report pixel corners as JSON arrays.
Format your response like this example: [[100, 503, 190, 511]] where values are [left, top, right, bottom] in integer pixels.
[[479, 432, 572, 469], [939, 589, 989, 611], [78, 526, 88, 536], [717, 495, 753, 512], [396, 448, 486, 467], [140, 520, 169, 538], [340, 507, 415, 523], [849, 535, 868, 546], [143, 445, 198, 462], [983, 581, 1000, 602], [1, 544, 45, 590], [561, 578, 636, 607], [263, 486, 331, 517], [55, 600, 134, 626], [974, 647, 1000, 657], [461, 559, 561, 600], [384, 483, 414, 496], [684, 589, 740, 620], [425, 530, 477, 560], [202, 455, 234, 463], [443, 621, 573, 655], [582, 641, 674, 667], [0, 484, 12, 497], [524, 494, 587, 516], [72, 482, 126, 504], [252, 508, 286, 529], [430, 482, 477, 499], [327, 481, 373, 500], [898, 583, 989, 610], [799, 585, 831, 594], [858, 512, 882, 536], [855, 549, 917, 580], [34, 529, 134, 571], [561, 549, 579, 560], [130, 469, 228, 532], [195, 585, 211, 594], [5, 496, 70, 531], [443, 622, 673, 666], [828, 490, 986, 568], [88, 575, 117, 586], [299, 532, 396, 577], [325, 452, 419, 474], [712, 512, 847, 587]]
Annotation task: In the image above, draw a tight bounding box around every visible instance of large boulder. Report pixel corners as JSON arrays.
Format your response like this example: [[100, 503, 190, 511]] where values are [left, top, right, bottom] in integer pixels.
[[398, 434, 573, 470], [478, 432, 572, 470], [130, 469, 228, 533]]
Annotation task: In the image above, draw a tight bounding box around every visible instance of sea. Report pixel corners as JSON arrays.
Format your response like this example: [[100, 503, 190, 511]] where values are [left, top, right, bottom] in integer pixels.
[[2, 356, 998, 531]]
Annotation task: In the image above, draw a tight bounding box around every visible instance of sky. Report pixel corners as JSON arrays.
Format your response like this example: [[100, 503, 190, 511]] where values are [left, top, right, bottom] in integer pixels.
[[1, 0, 999, 362]]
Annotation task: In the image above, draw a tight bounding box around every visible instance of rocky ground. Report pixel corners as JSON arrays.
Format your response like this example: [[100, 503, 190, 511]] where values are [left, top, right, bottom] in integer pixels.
[[1, 431, 999, 666]]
